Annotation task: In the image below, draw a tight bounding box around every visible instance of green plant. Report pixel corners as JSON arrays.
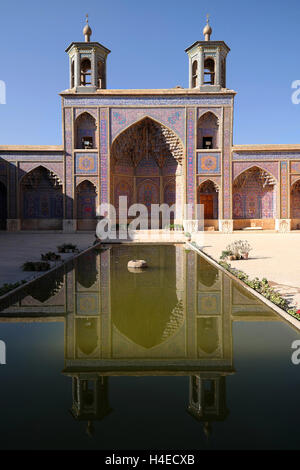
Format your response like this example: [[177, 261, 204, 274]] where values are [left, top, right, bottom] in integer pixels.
[[41, 252, 61, 261], [220, 250, 233, 260], [0, 280, 27, 297], [57, 243, 77, 253], [22, 261, 50, 272], [223, 240, 252, 260], [189, 243, 299, 322], [184, 232, 191, 238]]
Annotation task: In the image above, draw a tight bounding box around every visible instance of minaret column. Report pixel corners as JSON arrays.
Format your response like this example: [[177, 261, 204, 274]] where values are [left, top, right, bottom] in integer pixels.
[[189, 57, 193, 88], [199, 47, 204, 86], [69, 57, 73, 89], [91, 48, 97, 87], [74, 48, 80, 87], [216, 48, 221, 86]]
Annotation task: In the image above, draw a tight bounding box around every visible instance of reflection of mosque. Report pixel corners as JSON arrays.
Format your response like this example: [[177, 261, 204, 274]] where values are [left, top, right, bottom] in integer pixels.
[[0, 246, 278, 436]]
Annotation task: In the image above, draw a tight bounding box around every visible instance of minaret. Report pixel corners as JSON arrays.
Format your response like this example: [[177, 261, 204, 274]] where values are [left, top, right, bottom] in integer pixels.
[[65, 15, 111, 92], [185, 16, 230, 91], [187, 374, 229, 437]]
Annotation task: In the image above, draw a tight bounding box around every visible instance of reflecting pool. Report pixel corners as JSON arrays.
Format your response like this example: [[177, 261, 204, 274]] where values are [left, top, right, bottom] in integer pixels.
[[0, 244, 299, 449]]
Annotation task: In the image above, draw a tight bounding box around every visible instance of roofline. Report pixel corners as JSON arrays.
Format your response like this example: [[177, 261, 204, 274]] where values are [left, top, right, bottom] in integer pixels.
[[65, 41, 111, 54], [60, 88, 236, 97], [233, 144, 300, 151], [185, 40, 230, 53], [0, 145, 64, 152]]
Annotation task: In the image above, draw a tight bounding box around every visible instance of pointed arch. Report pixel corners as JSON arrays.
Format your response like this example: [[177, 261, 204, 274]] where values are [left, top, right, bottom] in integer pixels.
[[197, 111, 219, 149], [204, 57, 215, 85], [75, 112, 97, 149], [290, 178, 300, 229], [111, 116, 184, 226], [234, 163, 278, 183], [232, 165, 276, 226], [197, 178, 219, 223], [192, 60, 198, 88], [19, 163, 63, 185], [111, 114, 185, 152], [76, 179, 97, 231], [20, 165, 63, 230]]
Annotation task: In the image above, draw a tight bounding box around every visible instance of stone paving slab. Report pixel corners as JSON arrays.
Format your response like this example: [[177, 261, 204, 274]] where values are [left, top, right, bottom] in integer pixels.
[[193, 232, 300, 310], [0, 233, 96, 286]]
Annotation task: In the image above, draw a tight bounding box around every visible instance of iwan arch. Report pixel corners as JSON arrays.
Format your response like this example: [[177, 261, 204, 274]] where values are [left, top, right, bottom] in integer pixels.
[[1, 18, 300, 232]]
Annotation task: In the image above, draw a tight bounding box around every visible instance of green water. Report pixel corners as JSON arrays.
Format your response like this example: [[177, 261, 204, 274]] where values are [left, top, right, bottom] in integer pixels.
[[0, 244, 299, 450]]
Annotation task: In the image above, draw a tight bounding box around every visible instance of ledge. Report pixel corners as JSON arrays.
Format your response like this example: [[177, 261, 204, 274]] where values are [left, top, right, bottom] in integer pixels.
[[60, 88, 236, 97], [0, 145, 64, 152], [187, 241, 300, 332], [233, 144, 300, 151]]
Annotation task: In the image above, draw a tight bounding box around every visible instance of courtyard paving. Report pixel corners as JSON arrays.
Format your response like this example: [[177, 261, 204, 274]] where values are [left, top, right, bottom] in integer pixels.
[[0, 232, 96, 287], [194, 232, 300, 310]]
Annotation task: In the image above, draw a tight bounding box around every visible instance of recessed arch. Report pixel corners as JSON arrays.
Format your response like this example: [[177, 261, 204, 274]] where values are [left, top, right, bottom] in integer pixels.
[[75, 112, 97, 149], [197, 179, 219, 225], [19, 162, 63, 185], [192, 60, 198, 88], [234, 163, 278, 183], [232, 165, 276, 228], [290, 179, 300, 229], [20, 166, 63, 230], [80, 58, 91, 86], [111, 114, 185, 151], [197, 111, 219, 149], [204, 57, 215, 85], [76, 179, 97, 231], [111, 116, 184, 226]]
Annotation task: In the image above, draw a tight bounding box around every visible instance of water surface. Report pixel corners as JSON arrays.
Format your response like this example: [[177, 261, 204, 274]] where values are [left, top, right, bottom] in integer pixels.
[[0, 244, 299, 450]]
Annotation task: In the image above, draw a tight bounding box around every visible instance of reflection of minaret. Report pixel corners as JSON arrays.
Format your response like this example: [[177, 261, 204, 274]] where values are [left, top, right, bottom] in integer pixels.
[[187, 374, 229, 437], [70, 375, 112, 436]]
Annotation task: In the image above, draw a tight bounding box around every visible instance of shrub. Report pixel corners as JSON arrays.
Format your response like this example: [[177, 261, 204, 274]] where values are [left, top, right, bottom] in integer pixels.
[[57, 243, 77, 253], [0, 280, 26, 297], [41, 252, 61, 261], [22, 261, 50, 272], [220, 250, 233, 260]]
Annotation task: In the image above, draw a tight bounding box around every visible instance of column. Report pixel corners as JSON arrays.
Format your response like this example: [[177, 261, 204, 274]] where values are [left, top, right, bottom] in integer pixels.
[[199, 48, 204, 86], [216, 49, 221, 86], [91, 48, 97, 87], [74, 49, 80, 87]]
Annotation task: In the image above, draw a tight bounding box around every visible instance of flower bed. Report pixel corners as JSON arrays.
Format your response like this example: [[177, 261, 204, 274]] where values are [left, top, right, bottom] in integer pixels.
[[189, 241, 300, 322]]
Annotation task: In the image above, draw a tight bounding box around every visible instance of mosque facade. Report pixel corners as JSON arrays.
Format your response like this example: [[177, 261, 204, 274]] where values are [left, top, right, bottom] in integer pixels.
[[1, 18, 300, 233]]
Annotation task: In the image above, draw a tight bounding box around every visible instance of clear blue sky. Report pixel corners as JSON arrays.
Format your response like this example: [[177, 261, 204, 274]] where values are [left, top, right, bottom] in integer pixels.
[[1, 0, 300, 146]]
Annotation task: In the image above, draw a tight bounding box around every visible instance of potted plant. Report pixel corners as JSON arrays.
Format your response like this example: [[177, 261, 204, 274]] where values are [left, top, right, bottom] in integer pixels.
[[239, 240, 252, 259]]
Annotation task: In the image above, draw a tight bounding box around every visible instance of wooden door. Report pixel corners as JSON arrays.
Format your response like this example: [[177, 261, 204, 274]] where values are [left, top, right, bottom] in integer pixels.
[[199, 194, 214, 219]]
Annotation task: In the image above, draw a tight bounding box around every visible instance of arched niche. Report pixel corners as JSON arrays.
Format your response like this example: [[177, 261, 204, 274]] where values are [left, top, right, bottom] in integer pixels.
[[76, 180, 97, 231], [197, 180, 219, 230], [110, 117, 184, 226], [20, 166, 63, 230], [290, 179, 300, 229], [197, 112, 219, 149], [232, 166, 276, 230], [75, 112, 97, 149]]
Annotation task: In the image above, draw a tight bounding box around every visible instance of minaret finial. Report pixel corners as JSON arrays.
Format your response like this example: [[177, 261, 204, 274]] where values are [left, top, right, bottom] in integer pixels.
[[83, 13, 92, 42], [203, 14, 212, 41]]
